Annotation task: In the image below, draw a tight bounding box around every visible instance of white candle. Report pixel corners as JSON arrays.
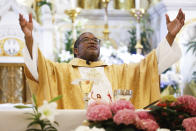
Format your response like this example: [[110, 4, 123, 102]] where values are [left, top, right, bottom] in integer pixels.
[[70, 0, 77, 9], [135, 0, 140, 9], [136, 23, 140, 41]]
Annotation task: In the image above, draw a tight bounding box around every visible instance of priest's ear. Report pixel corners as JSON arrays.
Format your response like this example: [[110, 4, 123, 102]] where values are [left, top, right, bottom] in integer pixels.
[[74, 48, 78, 57]]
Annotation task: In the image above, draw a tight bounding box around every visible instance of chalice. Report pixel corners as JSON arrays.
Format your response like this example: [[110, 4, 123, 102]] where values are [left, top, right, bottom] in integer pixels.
[[79, 80, 94, 109]]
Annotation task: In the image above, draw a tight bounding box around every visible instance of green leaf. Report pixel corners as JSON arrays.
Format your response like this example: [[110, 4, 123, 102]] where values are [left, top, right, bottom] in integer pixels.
[[14, 105, 32, 109], [54, 121, 59, 126], [27, 121, 40, 128], [44, 126, 57, 131], [49, 95, 62, 103], [32, 94, 37, 107]]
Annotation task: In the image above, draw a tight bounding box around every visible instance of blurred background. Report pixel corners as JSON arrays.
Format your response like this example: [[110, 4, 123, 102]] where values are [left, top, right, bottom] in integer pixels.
[[0, 0, 195, 103]]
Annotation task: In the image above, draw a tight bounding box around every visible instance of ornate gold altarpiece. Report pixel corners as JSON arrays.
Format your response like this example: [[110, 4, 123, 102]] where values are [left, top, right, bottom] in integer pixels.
[[0, 38, 31, 104]]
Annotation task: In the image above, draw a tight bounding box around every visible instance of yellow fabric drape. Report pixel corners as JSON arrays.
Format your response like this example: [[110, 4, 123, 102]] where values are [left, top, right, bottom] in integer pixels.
[[24, 49, 160, 109]]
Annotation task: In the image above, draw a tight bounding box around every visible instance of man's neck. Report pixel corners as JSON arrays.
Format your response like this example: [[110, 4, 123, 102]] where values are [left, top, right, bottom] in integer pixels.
[[77, 57, 99, 62]]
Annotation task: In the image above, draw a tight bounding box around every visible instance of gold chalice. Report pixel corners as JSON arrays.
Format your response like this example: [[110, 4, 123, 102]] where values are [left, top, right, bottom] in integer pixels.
[[79, 80, 94, 108]]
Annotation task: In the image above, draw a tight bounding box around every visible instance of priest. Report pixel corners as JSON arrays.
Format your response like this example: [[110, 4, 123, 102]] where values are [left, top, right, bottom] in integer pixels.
[[19, 9, 185, 109]]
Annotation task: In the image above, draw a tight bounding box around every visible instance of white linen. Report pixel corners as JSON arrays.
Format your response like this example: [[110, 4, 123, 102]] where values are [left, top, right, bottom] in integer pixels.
[[78, 67, 114, 104], [0, 107, 86, 131]]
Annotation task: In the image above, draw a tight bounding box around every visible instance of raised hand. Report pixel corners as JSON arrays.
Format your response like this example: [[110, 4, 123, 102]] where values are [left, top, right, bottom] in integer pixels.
[[19, 13, 33, 37], [19, 13, 33, 58], [166, 9, 185, 45]]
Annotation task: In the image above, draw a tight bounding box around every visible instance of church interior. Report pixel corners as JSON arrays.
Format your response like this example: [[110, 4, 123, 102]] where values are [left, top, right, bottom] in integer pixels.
[[0, 0, 196, 130]]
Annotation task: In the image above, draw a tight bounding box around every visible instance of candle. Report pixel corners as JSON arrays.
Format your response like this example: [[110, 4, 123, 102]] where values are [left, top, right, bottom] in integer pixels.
[[135, 0, 140, 9], [70, 0, 77, 9], [136, 23, 140, 41]]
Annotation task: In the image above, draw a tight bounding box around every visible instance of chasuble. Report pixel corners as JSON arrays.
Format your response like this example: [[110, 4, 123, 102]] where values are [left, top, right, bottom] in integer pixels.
[[24, 49, 160, 109]]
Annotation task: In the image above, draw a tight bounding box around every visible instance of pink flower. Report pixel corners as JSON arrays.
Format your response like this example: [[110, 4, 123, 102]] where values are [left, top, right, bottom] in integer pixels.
[[139, 119, 159, 131], [87, 101, 109, 111], [113, 109, 139, 125], [136, 111, 155, 121], [86, 103, 112, 121], [182, 117, 196, 131], [175, 95, 196, 115], [111, 100, 135, 114]]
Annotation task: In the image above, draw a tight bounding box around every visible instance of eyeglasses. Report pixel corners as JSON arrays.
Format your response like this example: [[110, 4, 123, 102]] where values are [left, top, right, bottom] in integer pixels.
[[80, 37, 101, 44]]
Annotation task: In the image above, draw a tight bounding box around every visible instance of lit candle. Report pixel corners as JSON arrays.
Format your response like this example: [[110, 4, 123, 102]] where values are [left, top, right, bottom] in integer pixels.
[[135, 0, 140, 9]]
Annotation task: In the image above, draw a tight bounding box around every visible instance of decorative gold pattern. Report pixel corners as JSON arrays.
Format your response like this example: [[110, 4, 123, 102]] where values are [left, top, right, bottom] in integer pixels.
[[114, 0, 135, 10], [64, 8, 81, 50], [0, 64, 31, 103], [78, 0, 103, 9], [0, 37, 25, 56]]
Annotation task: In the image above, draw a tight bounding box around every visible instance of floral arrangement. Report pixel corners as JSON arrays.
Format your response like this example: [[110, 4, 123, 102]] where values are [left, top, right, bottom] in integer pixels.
[[186, 71, 196, 97], [160, 70, 182, 96], [83, 95, 196, 131], [149, 95, 196, 130], [85, 100, 159, 131], [15, 95, 62, 131], [100, 43, 144, 65]]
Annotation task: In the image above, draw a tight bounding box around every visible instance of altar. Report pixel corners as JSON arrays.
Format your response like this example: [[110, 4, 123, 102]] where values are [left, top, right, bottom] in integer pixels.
[[0, 104, 86, 131]]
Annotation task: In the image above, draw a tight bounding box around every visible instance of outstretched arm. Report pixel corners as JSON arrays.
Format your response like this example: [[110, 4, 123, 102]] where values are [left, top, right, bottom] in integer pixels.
[[165, 9, 185, 45], [19, 13, 38, 80], [19, 13, 33, 58], [156, 9, 185, 74]]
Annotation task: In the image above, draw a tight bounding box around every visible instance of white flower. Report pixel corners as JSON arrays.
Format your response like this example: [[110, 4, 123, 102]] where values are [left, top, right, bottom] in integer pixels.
[[75, 126, 105, 131], [161, 74, 170, 83], [58, 50, 73, 62], [100, 44, 144, 64], [38, 101, 57, 123], [165, 71, 182, 84]]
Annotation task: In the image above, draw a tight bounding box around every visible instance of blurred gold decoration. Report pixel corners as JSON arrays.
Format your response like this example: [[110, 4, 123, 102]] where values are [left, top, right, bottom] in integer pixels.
[[102, 0, 110, 41], [0, 64, 31, 103], [130, 8, 145, 22], [114, 0, 135, 10], [135, 40, 143, 54], [78, 0, 103, 9], [34, 0, 42, 23], [129, 8, 145, 54], [0, 38, 25, 56], [64, 8, 81, 50]]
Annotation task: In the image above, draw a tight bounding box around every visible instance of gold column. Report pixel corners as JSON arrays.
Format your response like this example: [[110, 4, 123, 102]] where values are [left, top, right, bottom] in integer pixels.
[[0, 64, 31, 103], [78, 0, 103, 9], [114, 0, 135, 10]]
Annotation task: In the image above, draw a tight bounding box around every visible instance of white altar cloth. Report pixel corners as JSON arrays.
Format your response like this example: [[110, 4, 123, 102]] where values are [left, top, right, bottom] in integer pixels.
[[0, 104, 86, 131]]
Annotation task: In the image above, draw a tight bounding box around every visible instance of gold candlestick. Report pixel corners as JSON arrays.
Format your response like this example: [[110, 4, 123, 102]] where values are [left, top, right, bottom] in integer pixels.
[[64, 8, 81, 50], [130, 8, 145, 54], [102, 0, 110, 40]]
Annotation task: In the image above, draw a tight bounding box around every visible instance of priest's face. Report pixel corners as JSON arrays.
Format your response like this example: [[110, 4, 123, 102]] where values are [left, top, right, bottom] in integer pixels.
[[74, 32, 100, 61]]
